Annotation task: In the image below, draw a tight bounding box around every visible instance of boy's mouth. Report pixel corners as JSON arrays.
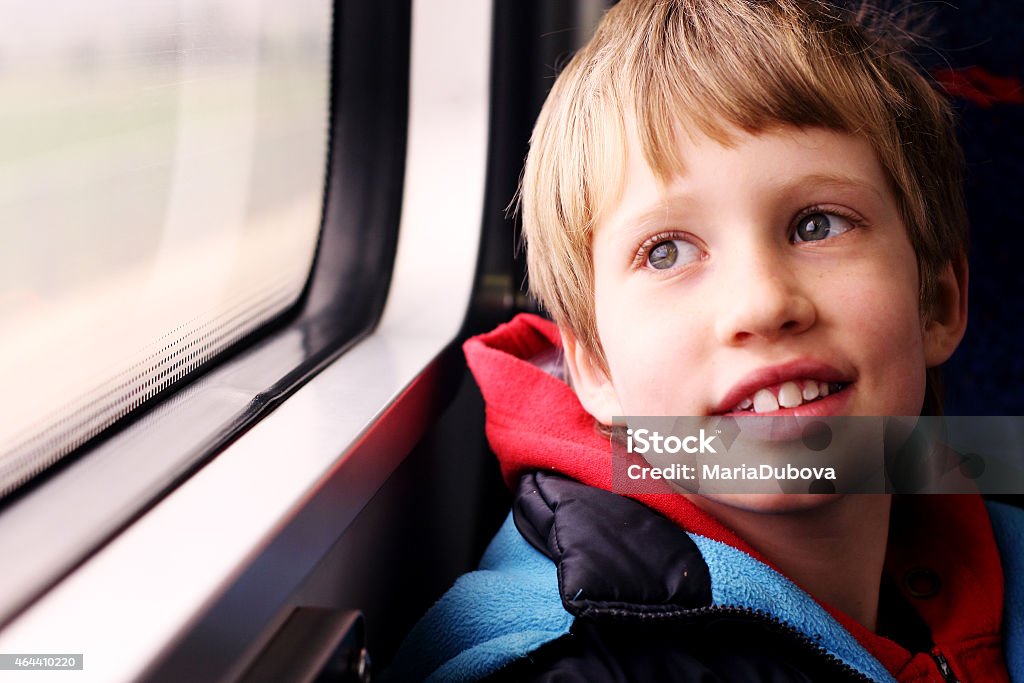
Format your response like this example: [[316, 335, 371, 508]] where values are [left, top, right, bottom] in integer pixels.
[[725, 379, 850, 414], [712, 360, 854, 416]]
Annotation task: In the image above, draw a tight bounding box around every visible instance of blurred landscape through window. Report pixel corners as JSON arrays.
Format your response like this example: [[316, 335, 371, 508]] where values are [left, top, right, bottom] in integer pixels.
[[0, 0, 331, 496]]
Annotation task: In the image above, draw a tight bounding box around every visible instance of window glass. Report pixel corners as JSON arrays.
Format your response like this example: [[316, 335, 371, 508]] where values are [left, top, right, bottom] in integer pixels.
[[0, 0, 331, 496]]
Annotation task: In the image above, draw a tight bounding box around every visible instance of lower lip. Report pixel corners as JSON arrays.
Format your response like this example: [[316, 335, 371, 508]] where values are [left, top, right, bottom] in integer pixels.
[[717, 384, 854, 442]]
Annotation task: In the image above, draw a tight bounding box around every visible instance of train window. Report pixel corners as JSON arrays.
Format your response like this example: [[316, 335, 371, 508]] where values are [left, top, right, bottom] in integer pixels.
[[0, 0, 509, 676], [0, 0, 411, 651], [0, 0, 330, 497]]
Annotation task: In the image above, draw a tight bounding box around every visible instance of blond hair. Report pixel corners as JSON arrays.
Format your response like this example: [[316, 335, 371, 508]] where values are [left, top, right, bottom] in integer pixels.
[[521, 0, 966, 411]]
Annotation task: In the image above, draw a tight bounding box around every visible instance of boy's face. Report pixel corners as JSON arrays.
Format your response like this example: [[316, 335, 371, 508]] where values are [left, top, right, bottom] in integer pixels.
[[565, 124, 965, 429]]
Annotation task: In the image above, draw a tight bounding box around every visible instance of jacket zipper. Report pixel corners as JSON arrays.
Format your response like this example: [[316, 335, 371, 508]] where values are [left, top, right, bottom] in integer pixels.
[[600, 604, 969, 682], [930, 651, 960, 683], [597, 604, 877, 682]]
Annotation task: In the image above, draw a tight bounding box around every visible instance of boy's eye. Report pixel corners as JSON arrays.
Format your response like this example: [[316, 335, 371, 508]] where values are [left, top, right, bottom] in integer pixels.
[[792, 212, 855, 243], [646, 239, 701, 270]]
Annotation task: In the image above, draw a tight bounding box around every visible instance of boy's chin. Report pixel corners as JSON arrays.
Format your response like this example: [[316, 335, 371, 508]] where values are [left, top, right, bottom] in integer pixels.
[[688, 492, 845, 515]]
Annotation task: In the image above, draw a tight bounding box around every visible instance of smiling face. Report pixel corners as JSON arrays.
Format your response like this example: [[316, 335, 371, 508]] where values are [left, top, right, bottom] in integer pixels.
[[564, 125, 965, 428]]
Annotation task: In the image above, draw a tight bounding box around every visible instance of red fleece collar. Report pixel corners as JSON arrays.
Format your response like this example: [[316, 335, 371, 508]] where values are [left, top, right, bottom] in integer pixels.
[[464, 314, 759, 554], [465, 314, 1008, 682]]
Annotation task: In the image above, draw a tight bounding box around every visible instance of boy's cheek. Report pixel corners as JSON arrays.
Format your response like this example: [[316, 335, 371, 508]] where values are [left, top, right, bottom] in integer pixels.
[[596, 308, 717, 416]]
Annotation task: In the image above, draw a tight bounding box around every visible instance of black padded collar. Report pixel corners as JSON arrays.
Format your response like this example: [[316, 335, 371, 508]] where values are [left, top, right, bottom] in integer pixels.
[[512, 472, 713, 619]]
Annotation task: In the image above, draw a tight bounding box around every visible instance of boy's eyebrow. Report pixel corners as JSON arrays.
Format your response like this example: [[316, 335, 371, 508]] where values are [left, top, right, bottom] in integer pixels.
[[782, 172, 889, 203], [619, 196, 698, 233], [615, 171, 890, 235]]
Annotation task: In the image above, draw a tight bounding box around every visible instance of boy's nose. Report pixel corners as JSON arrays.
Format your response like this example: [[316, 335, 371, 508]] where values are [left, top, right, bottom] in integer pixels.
[[713, 252, 816, 346]]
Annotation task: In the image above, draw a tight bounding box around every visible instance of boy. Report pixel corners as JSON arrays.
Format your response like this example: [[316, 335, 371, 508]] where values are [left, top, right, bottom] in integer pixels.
[[390, 1, 1024, 680]]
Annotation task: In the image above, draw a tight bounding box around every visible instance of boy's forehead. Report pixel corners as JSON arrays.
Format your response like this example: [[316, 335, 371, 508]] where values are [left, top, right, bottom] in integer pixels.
[[622, 113, 886, 181], [597, 123, 897, 237]]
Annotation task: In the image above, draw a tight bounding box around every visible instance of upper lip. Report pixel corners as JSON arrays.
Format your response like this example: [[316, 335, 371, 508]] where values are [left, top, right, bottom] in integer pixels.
[[711, 359, 854, 414]]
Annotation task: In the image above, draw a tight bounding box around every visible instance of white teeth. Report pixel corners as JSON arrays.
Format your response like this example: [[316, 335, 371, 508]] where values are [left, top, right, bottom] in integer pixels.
[[731, 380, 844, 413], [731, 396, 754, 412], [778, 381, 802, 408], [753, 388, 780, 413]]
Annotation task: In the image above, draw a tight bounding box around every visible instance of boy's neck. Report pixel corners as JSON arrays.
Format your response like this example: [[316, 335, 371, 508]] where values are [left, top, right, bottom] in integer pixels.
[[687, 494, 892, 632]]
